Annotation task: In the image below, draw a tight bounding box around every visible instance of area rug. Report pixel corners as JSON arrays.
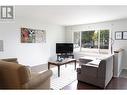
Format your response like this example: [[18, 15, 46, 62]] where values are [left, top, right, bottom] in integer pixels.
[[51, 63, 77, 90]]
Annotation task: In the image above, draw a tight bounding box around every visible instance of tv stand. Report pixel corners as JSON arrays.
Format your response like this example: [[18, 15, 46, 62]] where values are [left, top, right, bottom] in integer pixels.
[[57, 53, 74, 61]]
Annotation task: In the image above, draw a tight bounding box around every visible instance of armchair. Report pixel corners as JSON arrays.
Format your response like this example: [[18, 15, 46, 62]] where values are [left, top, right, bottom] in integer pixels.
[[0, 58, 52, 89], [77, 55, 113, 88]]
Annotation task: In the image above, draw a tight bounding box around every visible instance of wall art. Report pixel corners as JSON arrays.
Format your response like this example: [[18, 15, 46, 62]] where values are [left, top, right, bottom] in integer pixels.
[[122, 31, 127, 40], [21, 28, 46, 43], [115, 31, 122, 40]]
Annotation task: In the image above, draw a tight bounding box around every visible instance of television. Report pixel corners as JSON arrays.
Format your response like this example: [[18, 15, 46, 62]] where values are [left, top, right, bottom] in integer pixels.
[[56, 43, 73, 53]]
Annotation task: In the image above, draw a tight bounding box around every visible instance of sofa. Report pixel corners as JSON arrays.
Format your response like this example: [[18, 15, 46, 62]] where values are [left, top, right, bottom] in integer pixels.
[[77, 55, 113, 88], [0, 58, 52, 89]]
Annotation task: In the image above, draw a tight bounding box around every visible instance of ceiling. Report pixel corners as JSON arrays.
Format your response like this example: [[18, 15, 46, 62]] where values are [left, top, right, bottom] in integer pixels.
[[16, 6, 127, 26]]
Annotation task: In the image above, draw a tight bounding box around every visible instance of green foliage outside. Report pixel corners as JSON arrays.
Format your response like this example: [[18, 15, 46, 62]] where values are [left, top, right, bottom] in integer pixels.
[[81, 30, 109, 49]]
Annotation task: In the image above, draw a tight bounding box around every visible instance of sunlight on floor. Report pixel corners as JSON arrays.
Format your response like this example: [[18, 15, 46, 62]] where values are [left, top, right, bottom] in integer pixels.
[[51, 63, 79, 90]]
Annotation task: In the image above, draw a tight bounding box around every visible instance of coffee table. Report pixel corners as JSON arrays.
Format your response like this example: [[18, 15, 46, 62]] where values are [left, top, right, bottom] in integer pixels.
[[48, 58, 76, 77]]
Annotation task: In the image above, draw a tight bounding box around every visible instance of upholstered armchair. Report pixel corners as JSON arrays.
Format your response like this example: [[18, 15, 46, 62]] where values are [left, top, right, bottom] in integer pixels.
[[77, 55, 113, 88], [0, 58, 52, 89]]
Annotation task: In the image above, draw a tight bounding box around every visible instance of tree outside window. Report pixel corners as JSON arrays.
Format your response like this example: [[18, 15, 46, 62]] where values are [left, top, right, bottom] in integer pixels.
[[81, 31, 99, 49], [100, 30, 109, 49]]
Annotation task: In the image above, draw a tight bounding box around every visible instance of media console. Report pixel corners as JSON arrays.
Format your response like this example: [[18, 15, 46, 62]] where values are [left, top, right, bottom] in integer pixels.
[[57, 53, 74, 61]]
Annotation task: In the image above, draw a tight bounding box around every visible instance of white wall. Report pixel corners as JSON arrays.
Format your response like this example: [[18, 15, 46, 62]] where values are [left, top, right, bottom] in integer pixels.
[[0, 17, 65, 66], [65, 18, 127, 69]]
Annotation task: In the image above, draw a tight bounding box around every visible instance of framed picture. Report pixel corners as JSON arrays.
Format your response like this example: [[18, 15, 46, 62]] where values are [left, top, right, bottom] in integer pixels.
[[21, 28, 46, 43], [123, 31, 127, 40], [115, 31, 122, 40]]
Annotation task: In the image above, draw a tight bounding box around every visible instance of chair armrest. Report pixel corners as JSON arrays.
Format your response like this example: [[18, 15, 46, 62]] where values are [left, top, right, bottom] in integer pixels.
[[23, 70, 52, 89]]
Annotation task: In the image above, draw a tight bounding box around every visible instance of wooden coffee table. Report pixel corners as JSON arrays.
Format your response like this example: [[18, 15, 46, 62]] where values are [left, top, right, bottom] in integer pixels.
[[48, 58, 76, 77]]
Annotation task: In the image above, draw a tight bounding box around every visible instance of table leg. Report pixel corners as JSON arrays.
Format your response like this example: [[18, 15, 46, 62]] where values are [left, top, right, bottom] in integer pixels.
[[58, 65, 60, 77], [74, 60, 76, 70]]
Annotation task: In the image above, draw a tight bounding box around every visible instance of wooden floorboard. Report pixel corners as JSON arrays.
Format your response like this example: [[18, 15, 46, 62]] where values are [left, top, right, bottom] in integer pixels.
[[62, 77, 127, 90]]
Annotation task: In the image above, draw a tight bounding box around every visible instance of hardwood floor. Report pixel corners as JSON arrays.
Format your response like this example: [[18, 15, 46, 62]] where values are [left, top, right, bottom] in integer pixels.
[[62, 77, 127, 90]]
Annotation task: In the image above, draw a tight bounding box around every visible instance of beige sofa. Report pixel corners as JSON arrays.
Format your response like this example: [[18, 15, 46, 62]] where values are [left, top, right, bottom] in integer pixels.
[[0, 58, 52, 89], [77, 55, 113, 88]]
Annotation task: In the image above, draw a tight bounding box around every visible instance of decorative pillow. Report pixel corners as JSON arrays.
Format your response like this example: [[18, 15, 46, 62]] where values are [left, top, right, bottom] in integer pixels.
[[87, 59, 101, 66]]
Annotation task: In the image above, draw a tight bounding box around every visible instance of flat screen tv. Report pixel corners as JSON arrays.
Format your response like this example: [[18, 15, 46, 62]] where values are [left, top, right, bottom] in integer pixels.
[[56, 43, 73, 53]]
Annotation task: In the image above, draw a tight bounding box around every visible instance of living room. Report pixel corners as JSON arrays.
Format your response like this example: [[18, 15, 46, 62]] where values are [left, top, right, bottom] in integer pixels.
[[0, 4, 127, 93]]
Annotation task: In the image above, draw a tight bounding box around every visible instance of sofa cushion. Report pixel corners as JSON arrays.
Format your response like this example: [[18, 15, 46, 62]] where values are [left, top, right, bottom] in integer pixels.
[[24, 70, 52, 89], [87, 59, 101, 66]]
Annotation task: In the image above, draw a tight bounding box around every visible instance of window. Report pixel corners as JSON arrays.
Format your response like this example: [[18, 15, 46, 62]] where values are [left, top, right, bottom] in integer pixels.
[[73, 30, 110, 54], [100, 30, 109, 49], [81, 31, 98, 49]]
